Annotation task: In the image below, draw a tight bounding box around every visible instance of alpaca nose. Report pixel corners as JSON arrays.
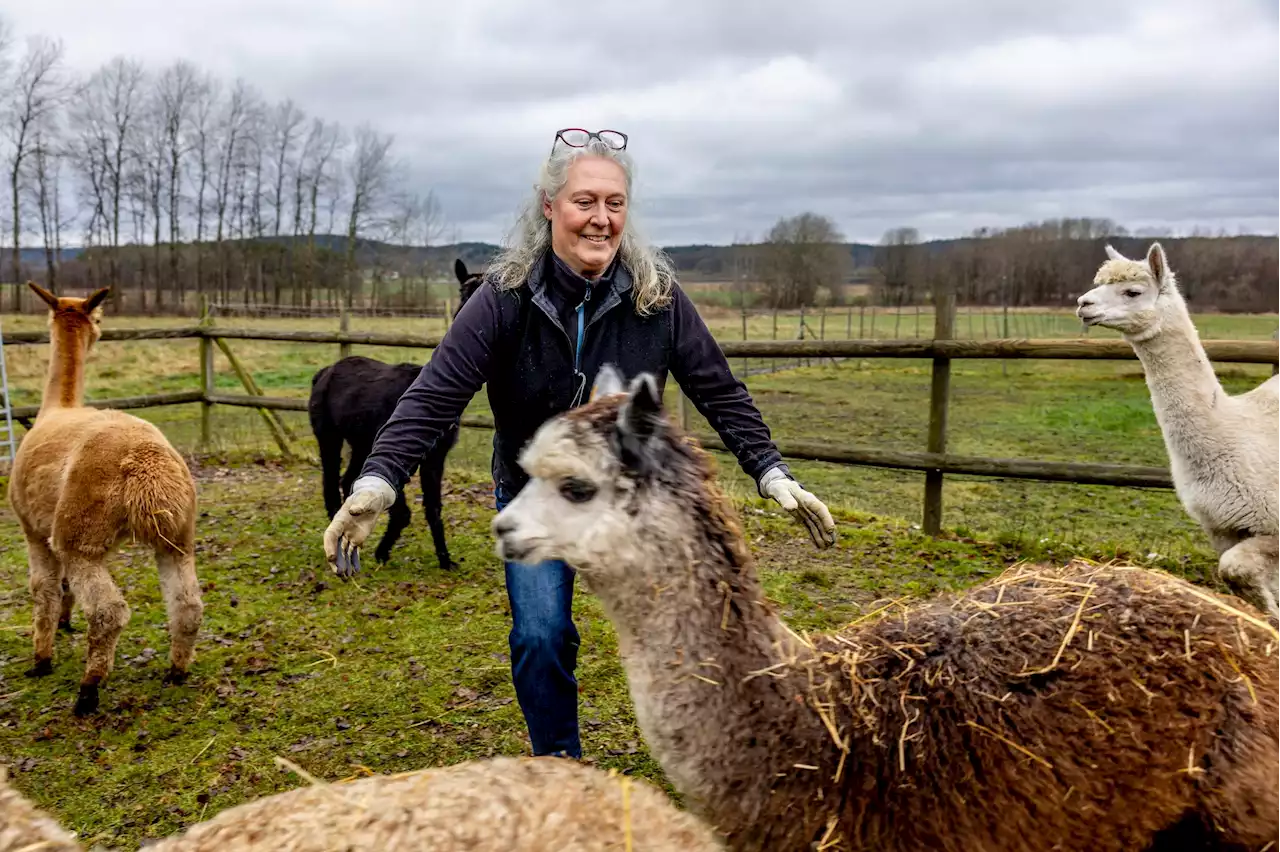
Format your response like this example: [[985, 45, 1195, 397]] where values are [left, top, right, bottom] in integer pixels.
[[1077, 294, 1094, 308], [493, 516, 516, 538]]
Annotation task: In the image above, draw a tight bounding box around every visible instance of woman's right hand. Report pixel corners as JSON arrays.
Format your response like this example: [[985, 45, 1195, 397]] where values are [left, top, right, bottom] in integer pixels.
[[323, 477, 397, 577]]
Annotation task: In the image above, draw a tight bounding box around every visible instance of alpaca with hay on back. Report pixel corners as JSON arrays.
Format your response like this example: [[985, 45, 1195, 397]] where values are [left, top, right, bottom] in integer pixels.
[[1077, 242, 1279, 621], [7, 282, 204, 716], [492, 366, 1279, 852]]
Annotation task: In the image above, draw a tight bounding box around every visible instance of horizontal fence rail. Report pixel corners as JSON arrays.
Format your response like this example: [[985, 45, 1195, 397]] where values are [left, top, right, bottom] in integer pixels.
[[5, 326, 1277, 364], [5, 321, 1276, 532], [201, 392, 1176, 489], [9, 390, 204, 420]]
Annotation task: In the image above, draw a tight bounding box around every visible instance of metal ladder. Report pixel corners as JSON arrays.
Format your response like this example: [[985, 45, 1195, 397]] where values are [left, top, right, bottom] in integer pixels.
[[0, 317, 18, 466]]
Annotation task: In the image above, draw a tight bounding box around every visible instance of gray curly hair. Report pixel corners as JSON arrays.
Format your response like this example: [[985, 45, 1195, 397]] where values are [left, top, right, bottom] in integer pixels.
[[486, 138, 676, 316]]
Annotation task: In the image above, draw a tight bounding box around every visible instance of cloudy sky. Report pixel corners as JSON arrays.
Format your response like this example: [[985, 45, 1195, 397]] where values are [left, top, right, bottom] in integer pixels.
[[4, 0, 1277, 246]]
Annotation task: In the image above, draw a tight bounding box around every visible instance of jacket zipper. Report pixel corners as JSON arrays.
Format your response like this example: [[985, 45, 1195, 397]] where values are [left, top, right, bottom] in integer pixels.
[[570, 283, 592, 407]]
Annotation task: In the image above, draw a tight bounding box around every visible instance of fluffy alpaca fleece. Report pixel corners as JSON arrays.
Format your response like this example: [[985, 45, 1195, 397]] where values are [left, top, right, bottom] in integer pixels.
[[491, 369, 1279, 852], [0, 767, 83, 852], [7, 283, 203, 716], [1078, 243, 1278, 620], [135, 757, 718, 851]]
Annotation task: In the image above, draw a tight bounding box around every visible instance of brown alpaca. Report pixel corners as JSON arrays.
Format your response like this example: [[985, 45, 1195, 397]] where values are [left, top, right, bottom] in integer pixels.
[[491, 368, 1280, 852], [7, 282, 204, 716]]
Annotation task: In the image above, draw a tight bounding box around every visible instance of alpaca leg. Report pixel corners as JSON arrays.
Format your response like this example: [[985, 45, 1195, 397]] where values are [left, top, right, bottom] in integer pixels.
[[58, 576, 76, 632], [1217, 535, 1279, 621], [66, 557, 131, 716], [155, 541, 204, 685], [419, 456, 455, 570], [318, 433, 345, 519], [24, 536, 62, 677], [375, 489, 411, 565], [341, 442, 371, 502]]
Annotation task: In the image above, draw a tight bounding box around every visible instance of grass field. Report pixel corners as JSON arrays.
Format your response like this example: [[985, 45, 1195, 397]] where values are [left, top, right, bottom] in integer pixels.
[[0, 303, 1275, 848]]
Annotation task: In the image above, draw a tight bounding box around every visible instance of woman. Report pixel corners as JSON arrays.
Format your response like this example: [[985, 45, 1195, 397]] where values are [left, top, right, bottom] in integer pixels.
[[322, 128, 837, 759]]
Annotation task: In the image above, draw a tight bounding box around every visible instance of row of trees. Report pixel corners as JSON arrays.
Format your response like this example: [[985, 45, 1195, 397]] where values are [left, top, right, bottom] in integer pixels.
[[740, 214, 1276, 312], [0, 15, 447, 314]]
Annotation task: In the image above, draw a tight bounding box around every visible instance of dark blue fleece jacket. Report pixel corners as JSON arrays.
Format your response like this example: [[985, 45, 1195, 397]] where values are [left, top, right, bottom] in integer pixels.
[[358, 250, 787, 498]]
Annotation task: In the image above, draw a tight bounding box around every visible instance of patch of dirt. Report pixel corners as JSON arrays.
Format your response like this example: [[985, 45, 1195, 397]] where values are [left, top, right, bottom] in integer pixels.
[[187, 454, 293, 483]]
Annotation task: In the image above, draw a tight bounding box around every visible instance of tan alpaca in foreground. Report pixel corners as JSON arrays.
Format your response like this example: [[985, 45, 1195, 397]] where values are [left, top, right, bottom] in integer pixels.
[[7, 283, 204, 716], [0, 756, 724, 851]]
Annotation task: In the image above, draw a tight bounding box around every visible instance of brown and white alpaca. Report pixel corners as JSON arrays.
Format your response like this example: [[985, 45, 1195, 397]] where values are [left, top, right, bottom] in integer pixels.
[[7, 283, 204, 716], [492, 368, 1279, 852]]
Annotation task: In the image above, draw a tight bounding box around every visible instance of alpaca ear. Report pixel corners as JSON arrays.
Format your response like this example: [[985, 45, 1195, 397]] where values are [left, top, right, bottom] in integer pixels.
[[454, 258, 469, 285], [613, 373, 665, 473], [1104, 244, 1127, 262], [1146, 242, 1168, 286], [84, 287, 111, 313], [27, 281, 59, 310], [589, 364, 626, 402]]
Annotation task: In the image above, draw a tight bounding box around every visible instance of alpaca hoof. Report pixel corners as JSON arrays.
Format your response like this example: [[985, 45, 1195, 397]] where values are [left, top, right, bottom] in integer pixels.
[[161, 666, 188, 686], [73, 684, 100, 716], [374, 548, 391, 566], [25, 658, 53, 677], [57, 619, 76, 633]]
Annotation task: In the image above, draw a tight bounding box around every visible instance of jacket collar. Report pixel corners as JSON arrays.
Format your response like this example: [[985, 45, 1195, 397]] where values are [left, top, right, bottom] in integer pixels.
[[527, 249, 633, 334]]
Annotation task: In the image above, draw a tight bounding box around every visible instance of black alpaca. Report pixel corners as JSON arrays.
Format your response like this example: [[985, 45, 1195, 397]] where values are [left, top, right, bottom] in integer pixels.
[[309, 258, 483, 568]]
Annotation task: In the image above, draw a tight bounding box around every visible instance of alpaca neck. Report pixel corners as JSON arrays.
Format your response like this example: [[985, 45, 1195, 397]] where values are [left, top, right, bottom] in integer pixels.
[[42, 324, 89, 411], [591, 504, 823, 832], [1125, 291, 1225, 457]]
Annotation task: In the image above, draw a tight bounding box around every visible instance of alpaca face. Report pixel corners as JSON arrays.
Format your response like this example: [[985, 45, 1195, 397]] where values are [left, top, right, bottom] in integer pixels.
[[492, 371, 683, 588], [1076, 243, 1170, 337]]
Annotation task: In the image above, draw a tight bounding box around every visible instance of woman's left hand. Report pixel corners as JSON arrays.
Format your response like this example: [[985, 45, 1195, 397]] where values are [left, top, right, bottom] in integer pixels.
[[759, 468, 837, 549]]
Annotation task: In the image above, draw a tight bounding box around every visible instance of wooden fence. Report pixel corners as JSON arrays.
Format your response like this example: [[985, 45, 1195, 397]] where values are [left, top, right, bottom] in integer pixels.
[[5, 309, 1277, 535]]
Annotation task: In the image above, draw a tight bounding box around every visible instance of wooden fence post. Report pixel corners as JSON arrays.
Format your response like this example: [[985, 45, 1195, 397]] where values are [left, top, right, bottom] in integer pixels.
[[339, 302, 351, 360], [199, 295, 214, 450], [923, 282, 956, 536]]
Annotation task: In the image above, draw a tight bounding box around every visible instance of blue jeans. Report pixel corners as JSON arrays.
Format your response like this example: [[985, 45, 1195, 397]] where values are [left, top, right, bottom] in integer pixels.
[[495, 487, 581, 758]]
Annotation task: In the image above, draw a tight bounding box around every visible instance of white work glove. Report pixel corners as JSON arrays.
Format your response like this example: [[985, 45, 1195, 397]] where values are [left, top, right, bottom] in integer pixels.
[[758, 466, 836, 549], [323, 475, 397, 578]]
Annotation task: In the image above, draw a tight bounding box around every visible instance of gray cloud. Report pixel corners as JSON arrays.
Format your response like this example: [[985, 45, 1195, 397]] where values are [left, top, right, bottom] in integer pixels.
[[6, 0, 1277, 244]]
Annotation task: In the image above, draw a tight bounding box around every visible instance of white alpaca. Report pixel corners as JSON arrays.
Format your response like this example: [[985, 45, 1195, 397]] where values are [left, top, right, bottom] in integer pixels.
[[1076, 242, 1278, 619]]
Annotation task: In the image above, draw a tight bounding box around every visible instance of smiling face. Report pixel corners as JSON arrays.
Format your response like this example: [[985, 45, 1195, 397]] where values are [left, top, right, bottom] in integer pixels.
[[1076, 243, 1171, 338], [542, 155, 628, 278]]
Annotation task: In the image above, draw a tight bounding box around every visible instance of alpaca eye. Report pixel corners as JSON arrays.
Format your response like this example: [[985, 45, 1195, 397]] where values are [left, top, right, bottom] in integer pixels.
[[559, 478, 597, 503], [1123, 289, 1142, 298]]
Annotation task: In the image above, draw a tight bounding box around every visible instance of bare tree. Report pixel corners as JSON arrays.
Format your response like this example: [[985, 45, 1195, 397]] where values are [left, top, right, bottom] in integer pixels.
[[156, 60, 198, 305], [70, 56, 146, 300], [28, 124, 68, 287], [5, 34, 65, 308], [0, 14, 13, 76], [183, 72, 219, 299], [299, 117, 343, 306], [874, 226, 923, 308], [211, 78, 254, 301], [758, 212, 849, 309], [342, 123, 395, 306], [267, 99, 306, 246]]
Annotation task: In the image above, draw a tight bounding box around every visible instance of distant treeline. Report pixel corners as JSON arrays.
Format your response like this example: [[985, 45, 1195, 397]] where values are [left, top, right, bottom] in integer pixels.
[[6, 224, 1275, 315]]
